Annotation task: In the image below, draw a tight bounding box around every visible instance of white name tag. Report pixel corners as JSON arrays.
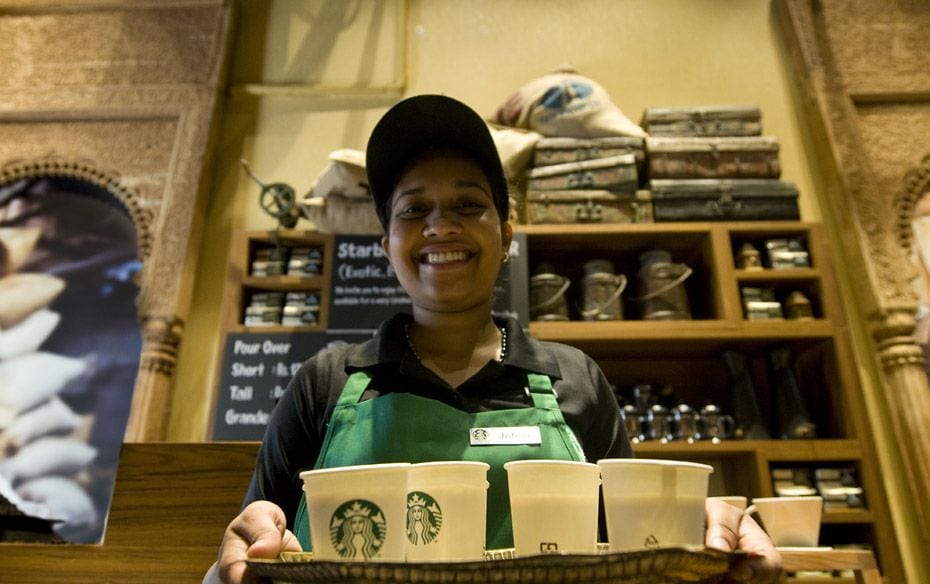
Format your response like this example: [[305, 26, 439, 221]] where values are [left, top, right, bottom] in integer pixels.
[[469, 426, 542, 446]]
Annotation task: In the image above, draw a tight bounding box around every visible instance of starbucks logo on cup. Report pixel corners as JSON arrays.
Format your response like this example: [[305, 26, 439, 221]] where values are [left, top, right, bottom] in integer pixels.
[[406, 491, 443, 546], [329, 499, 387, 559]]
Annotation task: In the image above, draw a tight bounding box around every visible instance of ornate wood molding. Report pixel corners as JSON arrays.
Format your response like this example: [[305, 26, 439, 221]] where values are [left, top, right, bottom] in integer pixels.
[[775, 0, 930, 576], [0, 156, 155, 260], [894, 153, 930, 253]]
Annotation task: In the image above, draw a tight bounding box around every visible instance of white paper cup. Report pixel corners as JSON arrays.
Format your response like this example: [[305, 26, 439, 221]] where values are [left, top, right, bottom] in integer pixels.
[[599, 458, 713, 551], [747, 496, 823, 547], [405, 461, 490, 562], [504, 460, 601, 556], [300, 463, 410, 562], [708, 495, 748, 511]]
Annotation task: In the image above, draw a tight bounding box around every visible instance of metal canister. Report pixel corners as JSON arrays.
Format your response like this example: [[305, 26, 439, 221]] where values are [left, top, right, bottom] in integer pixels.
[[641, 404, 674, 443], [580, 259, 626, 321], [621, 404, 642, 443], [672, 403, 702, 443], [636, 249, 693, 320], [700, 404, 735, 443], [529, 263, 570, 321]]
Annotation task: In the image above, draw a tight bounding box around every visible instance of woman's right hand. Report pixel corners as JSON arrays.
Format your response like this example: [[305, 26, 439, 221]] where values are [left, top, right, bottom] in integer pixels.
[[203, 500, 302, 584]]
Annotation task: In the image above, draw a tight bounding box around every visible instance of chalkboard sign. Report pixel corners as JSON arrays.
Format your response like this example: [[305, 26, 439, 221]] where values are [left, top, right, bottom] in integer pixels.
[[212, 331, 371, 440], [493, 233, 529, 327], [327, 235, 411, 331]]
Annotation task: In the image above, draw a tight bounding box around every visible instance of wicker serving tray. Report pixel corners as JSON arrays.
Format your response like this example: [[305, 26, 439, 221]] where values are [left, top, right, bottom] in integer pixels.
[[246, 546, 740, 584]]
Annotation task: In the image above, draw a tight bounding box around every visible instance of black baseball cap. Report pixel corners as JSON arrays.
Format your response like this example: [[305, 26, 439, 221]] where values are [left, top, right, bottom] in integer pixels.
[[366, 94, 509, 230]]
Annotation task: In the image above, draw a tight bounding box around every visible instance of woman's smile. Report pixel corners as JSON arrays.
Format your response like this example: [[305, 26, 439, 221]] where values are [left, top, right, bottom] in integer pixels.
[[420, 249, 473, 265]]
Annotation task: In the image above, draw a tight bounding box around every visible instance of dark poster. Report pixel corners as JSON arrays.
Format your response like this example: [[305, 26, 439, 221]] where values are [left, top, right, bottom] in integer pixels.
[[0, 177, 142, 543]]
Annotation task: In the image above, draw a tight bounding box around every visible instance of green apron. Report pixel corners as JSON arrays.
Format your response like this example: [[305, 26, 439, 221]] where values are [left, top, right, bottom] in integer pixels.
[[294, 369, 584, 551]]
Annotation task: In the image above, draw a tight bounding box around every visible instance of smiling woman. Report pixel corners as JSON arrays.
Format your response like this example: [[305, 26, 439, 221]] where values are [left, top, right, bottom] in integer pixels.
[[205, 96, 781, 584]]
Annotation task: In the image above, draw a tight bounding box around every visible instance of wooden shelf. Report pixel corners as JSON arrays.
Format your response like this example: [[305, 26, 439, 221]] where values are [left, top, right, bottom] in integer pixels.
[[232, 324, 326, 334], [242, 275, 326, 289], [632, 439, 861, 459], [735, 268, 819, 281], [530, 319, 834, 340], [216, 221, 899, 577]]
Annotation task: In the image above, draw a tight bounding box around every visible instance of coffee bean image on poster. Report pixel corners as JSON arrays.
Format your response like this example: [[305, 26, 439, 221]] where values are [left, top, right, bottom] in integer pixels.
[[0, 176, 142, 544]]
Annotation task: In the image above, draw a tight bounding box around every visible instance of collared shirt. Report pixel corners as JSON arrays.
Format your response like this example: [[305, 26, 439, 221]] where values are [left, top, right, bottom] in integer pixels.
[[244, 313, 633, 528]]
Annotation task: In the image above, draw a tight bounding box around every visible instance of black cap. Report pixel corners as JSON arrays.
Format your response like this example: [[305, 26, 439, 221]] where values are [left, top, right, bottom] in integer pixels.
[[366, 94, 509, 230]]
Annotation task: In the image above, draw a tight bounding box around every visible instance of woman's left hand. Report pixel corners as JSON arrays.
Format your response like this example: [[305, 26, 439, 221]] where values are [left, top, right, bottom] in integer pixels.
[[705, 498, 783, 583]]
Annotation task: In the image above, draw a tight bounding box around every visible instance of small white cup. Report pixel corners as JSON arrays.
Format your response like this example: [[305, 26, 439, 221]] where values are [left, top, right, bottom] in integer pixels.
[[599, 458, 713, 551], [300, 463, 410, 562], [405, 461, 490, 562], [504, 460, 601, 556], [746, 496, 823, 548], [708, 495, 748, 511]]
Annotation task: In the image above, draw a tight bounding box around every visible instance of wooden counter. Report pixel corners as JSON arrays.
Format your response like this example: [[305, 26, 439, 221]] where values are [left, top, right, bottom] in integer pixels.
[[0, 441, 885, 583], [0, 442, 259, 583]]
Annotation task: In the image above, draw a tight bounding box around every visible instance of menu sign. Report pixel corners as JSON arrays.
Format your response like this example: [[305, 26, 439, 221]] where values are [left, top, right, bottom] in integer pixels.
[[328, 235, 411, 331], [212, 331, 371, 440]]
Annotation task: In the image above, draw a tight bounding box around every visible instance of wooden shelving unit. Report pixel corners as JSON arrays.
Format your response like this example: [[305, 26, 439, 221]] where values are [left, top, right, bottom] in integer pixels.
[[219, 229, 336, 334], [218, 221, 901, 581]]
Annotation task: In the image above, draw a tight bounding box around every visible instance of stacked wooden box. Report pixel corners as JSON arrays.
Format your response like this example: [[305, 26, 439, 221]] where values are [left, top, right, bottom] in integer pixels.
[[523, 136, 651, 224], [641, 105, 800, 222]]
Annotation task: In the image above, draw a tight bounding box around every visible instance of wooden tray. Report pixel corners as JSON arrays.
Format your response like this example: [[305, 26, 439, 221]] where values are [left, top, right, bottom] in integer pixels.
[[246, 546, 740, 584]]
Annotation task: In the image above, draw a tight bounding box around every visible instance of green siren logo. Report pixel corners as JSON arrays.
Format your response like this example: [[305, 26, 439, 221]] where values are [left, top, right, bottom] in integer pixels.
[[329, 499, 387, 559], [406, 491, 442, 546]]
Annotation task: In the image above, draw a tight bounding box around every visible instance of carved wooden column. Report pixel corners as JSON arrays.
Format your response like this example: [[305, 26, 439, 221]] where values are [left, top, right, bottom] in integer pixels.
[[124, 315, 185, 442], [775, 0, 930, 573], [871, 305, 930, 524]]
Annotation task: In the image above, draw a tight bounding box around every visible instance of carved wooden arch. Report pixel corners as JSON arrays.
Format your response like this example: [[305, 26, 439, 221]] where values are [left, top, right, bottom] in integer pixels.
[[894, 154, 930, 253], [0, 156, 155, 261]]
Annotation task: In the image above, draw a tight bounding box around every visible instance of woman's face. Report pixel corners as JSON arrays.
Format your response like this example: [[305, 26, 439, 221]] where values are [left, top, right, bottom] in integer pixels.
[[382, 149, 512, 315]]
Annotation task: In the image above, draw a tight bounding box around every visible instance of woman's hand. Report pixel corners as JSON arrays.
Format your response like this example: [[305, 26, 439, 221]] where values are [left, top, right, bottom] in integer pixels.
[[705, 497, 783, 583], [203, 500, 302, 584]]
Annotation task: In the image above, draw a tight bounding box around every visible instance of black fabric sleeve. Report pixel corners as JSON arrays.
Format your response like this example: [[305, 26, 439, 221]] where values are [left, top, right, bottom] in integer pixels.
[[241, 347, 347, 529], [548, 344, 634, 462]]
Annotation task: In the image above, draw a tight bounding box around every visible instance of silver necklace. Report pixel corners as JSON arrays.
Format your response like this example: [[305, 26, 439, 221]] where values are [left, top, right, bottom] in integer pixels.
[[405, 324, 508, 363]]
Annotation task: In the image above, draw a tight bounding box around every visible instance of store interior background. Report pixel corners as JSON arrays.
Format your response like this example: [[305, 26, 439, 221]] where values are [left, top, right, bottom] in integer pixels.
[[177, 0, 829, 437], [165, 0, 926, 578], [3, 0, 926, 580]]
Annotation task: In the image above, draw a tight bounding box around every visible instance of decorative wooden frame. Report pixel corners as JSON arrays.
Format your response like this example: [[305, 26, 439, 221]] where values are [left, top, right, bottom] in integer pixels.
[[774, 0, 930, 576], [0, 0, 234, 440]]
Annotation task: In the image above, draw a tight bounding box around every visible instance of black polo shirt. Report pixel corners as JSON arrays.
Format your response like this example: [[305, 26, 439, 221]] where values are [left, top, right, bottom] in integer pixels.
[[244, 312, 633, 528]]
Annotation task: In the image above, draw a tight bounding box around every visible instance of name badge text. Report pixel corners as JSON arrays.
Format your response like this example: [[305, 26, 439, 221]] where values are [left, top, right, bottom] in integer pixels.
[[469, 426, 542, 446]]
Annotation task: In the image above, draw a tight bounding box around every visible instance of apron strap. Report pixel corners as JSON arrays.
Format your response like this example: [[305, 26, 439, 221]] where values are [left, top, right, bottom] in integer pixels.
[[526, 372, 560, 410], [526, 372, 585, 460], [336, 370, 372, 406]]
